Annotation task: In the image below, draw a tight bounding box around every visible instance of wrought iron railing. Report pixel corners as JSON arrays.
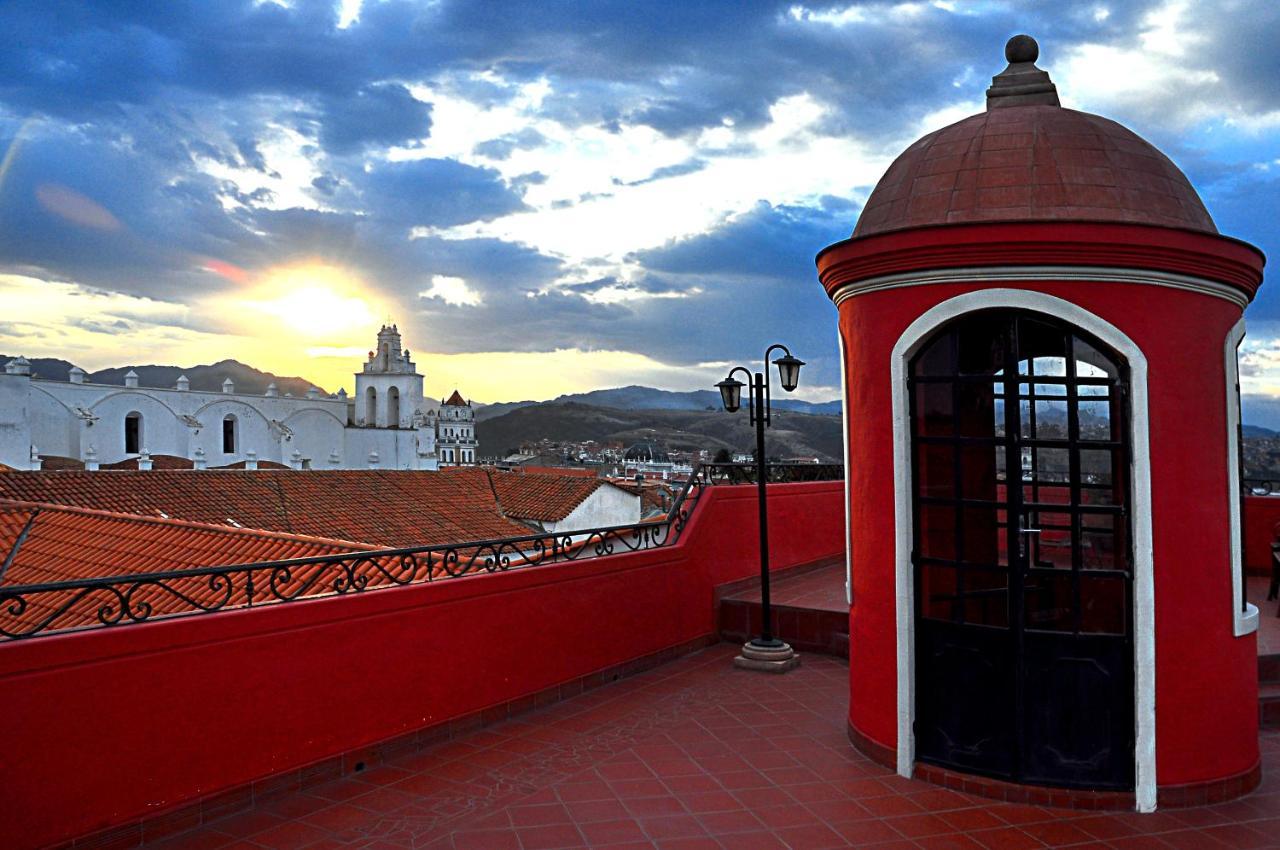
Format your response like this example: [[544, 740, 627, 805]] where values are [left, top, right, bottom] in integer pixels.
[[700, 462, 845, 484], [0, 463, 842, 640]]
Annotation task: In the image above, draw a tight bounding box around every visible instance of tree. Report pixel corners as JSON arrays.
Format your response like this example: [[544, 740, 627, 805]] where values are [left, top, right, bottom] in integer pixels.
[[712, 448, 732, 463]]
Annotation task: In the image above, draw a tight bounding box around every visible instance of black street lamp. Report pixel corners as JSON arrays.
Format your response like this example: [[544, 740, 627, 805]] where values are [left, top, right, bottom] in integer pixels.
[[717, 343, 804, 673]]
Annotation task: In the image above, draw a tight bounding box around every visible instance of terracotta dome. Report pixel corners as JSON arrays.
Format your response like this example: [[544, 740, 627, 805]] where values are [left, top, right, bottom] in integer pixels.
[[853, 43, 1216, 238]]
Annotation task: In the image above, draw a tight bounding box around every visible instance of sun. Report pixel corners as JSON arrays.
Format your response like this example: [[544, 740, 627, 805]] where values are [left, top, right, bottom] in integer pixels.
[[243, 264, 379, 337]]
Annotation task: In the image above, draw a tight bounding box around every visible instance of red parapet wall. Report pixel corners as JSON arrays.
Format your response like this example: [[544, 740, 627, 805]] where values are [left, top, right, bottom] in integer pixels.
[[0, 482, 844, 850], [1244, 495, 1280, 574]]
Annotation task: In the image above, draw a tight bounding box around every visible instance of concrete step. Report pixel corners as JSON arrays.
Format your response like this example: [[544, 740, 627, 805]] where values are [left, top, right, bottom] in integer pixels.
[[1261, 681, 1280, 729]]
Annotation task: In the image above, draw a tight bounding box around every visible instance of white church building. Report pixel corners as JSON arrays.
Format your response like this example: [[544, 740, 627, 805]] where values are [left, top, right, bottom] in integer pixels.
[[0, 325, 477, 472]]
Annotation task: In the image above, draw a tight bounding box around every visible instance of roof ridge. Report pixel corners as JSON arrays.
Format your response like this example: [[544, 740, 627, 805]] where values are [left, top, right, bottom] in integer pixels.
[[0, 498, 373, 550]]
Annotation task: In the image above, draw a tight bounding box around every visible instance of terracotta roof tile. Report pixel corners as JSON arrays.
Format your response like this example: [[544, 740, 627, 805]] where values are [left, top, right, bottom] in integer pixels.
[[0, 500, 374, 633], [487, 470, 610, 522], [443, 389, 468, 406], [0, 470, 533, 547]]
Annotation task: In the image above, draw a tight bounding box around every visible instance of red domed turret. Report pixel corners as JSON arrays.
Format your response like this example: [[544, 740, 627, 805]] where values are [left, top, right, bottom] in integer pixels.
[[819, 35, 1265, 813]]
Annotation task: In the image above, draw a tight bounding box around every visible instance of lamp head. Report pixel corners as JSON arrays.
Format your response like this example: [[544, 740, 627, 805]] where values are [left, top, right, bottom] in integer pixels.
[[716, 377, 745, 412], [773, 354, 804, 392]]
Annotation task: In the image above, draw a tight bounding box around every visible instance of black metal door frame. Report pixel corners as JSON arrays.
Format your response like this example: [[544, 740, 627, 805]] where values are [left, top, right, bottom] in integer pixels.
[[909, 309, 1135, 790]]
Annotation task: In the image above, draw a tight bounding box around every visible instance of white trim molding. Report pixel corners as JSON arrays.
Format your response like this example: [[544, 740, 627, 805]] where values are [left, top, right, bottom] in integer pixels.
[[1225, 319, 1260, 637], [840, 327, 853, 606], [832, 265, 1249, 310], [889, 288, 1157, 812]]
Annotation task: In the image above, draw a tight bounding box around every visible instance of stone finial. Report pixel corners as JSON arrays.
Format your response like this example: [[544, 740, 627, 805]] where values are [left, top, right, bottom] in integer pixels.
[[265, 382, 279, 397], [290, 449, 303, 471], [84, 445, 99, 471], [69, 366, 86, 384], [176, 374, 190, 391], [193, 446, 207, 470], [222, 378, 234, 394], [138, 449, 153, 471], [328, 449, 341, 467], [29, 446, 41, 471], [368, 450, 380, 468], [337, 388, 348, 399], [987, 34, 1060, 109], [124, 370, 139, 388], [245, 449, 258, 471], [5, 356, 30, 376], [306, 386, 321, 399]]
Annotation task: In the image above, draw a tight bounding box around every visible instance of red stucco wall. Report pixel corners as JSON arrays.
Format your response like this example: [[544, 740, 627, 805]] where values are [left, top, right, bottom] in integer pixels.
[[1244, 495, 1280, 574], [0, 482, 844, 850], [837, 276, 1259, 789]]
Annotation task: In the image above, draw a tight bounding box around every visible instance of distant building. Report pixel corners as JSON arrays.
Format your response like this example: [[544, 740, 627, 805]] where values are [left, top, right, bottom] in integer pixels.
[[435, 390, 477, 466], [0, 324, 476, 471]]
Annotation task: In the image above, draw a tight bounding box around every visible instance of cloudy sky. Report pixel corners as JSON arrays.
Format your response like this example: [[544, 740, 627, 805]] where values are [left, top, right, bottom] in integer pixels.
[[1, 1, 1278, 412]]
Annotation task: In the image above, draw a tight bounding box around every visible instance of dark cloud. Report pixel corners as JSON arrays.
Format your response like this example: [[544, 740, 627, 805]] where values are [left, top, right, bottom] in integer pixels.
[[318, 83, 433, 154], [473, 128, 548, 160], [359, 157, 529, 227]]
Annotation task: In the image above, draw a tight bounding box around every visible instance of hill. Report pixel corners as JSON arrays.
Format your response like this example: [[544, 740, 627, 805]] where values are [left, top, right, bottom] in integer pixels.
[[476, 401, 843, 461], [1, 356, 324, 396], [474, 385, 841, 421]]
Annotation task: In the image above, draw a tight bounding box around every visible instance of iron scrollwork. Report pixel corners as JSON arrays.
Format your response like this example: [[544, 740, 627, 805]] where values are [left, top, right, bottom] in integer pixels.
[[0, 463, 844, 640]]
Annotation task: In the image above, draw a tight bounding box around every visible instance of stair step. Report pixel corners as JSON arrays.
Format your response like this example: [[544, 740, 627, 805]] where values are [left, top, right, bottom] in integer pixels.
[[1260, 682, 1280, 729]]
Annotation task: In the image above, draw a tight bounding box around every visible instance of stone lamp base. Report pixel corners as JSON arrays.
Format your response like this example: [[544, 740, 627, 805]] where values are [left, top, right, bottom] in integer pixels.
[[733, 640, 800, 673]]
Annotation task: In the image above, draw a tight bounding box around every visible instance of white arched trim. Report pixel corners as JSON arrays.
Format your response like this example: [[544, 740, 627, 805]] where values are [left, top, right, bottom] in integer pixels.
[[279, 407, 348, 429], [890, 288, 1156, 812], [89, 390, 183, 418], [28, 384, 78, 414], [839, 325, 853, 606], [1225, 319, 1259, 637], [832, 265, 1249, 309], [192, 398, 274, 428]]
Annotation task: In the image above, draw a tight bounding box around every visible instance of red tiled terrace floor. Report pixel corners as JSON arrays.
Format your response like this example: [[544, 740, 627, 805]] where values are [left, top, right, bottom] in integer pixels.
[[149, 645, 1280, 850]]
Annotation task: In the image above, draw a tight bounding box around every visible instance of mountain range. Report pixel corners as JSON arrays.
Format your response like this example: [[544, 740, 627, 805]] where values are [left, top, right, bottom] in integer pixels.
[[475, 401, 843, 461], [474, 385, 841, 421], [0, 356, 324, 397]]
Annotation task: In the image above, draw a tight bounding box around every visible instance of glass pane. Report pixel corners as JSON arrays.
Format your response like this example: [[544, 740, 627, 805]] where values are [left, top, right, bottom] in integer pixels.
[[1073, 336, 1119, 380], [1078, 398, 1113, 441], [957, 314, 1008, 375], [1079, 575, 1127, 634], [960, 568, 1008, 627], [921, 564, 958, 621], [1032, 398, 1069, 439], [1029, 511, 1073, 569], [919, 504, 957, 561], [960, 444, 1001, 500], [1078, 382, 1110, 397], [1080, 449, 1118, 505], [1033, 381, 1067, 397], [1081, 517, 1123, 570], [914, 330, 955, 377], [993, 394, 1006, 437], [916, 443, 955, 499], [961, 505, 1003, 566], [914, 382, 953, 436], [1027, 448, 1070, 505], [1017, 318, 1068, 374], [1025, 570, 1074, 632], [957, 382, 999, 438]]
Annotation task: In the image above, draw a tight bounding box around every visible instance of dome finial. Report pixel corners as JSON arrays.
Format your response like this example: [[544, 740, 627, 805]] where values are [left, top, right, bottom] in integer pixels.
[[1005, 34, 1038, 64], [987, 33, 1059, 109]]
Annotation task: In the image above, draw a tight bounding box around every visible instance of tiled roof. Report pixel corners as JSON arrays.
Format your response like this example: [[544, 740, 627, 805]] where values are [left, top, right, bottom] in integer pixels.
[[854, 105, 1216, 238], [443, 389, 468, 406], [0, 500, 372, 632], [0, 470, 534, 547], [212, 459, 292, 470], [37, 455, 85, 471], [486, 469, 611, 522], [519, 466, 598, 478], [102, 454, 194, 470]]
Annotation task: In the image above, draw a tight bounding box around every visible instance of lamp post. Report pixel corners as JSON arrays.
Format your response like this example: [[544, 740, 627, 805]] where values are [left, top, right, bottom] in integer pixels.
[[716, 343, 804, 673]]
